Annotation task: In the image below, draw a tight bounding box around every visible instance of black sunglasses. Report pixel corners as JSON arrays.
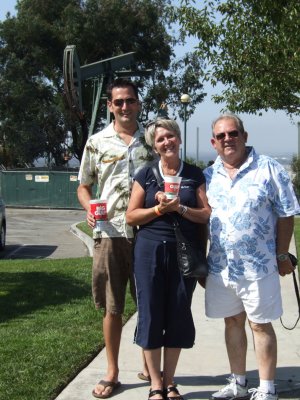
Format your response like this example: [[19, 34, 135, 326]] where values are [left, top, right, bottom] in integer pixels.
[[214, 130, 240, 141], [111, 98, 138, 107]]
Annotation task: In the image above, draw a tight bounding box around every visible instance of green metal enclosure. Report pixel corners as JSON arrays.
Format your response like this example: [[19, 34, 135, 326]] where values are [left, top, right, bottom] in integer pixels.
[[0, 170, 83, 208]]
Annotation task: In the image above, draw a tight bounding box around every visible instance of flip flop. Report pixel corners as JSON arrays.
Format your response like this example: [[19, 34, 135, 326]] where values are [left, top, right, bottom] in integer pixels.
[[137, 372, 177, 387], [92, 380, 121, 399], [137, 372, 151, 382]]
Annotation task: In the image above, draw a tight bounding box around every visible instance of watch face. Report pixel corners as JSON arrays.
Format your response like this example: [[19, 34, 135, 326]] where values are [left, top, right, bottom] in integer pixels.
[[277, 254, 289, 261]]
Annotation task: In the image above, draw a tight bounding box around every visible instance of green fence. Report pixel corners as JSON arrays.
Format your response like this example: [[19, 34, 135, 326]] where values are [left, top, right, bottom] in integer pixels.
[[0, 170, 83, 208]]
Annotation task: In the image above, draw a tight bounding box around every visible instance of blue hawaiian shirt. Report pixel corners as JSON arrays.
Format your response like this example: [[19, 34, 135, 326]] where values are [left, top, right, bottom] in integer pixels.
[[204, 147, 300, 282]]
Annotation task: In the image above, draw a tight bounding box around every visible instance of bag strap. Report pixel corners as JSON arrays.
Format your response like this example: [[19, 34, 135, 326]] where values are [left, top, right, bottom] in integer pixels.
[[152, 163, 164, 190], [280, 253, 300, 330]]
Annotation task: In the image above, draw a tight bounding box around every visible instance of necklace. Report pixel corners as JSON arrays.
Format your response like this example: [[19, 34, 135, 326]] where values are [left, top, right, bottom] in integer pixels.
[[224, 166, 238, 179], [223, 152, 248, 179], [113, 123, 137, 145], [159, 159, 183, 177]]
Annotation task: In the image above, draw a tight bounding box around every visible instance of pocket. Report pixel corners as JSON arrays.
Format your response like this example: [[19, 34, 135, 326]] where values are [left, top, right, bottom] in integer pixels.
[[94, 238, 102, 249]]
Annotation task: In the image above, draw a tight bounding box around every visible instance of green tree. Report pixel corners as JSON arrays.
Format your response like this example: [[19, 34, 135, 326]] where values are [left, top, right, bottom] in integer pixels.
[[291, 155, 300, 199], [0, 0, 205, 167], [185, 156, 206, 170], [175, 0, 300, 116]]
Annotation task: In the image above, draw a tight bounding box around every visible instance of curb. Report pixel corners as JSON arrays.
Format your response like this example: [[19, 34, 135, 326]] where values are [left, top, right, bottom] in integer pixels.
[[70, 223, 94, 257]]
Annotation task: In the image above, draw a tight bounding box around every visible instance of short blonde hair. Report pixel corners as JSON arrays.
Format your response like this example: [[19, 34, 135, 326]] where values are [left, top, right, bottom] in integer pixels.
[[144, 118, 181, 148]]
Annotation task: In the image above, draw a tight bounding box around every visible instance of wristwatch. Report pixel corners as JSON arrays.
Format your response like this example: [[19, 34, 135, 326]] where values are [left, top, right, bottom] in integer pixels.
[[276, 253, 289, 262]]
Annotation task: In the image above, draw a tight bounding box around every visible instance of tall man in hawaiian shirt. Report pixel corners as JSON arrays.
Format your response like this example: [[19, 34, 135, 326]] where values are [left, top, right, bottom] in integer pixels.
[[204, 112, 300, 400], [77, 78, 155, 398]]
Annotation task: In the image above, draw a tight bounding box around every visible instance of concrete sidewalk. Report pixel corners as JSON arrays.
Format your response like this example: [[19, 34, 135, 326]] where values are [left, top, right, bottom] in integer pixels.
[[56, 234, 300, 400]]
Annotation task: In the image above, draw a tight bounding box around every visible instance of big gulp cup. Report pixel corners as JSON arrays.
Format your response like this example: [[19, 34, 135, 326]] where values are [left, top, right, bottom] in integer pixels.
[[89, 199, 108, 221], [164, 176, 182, 199]]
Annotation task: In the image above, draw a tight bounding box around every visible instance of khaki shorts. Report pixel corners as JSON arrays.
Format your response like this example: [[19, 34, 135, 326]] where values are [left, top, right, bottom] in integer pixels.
[[205, 272, 283, 323], [92, 237, 135, 314]]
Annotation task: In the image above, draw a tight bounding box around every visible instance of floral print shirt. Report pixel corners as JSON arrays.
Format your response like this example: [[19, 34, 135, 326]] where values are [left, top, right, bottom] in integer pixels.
[[204, 147, 300, 282], [78, 122, 155, 239]]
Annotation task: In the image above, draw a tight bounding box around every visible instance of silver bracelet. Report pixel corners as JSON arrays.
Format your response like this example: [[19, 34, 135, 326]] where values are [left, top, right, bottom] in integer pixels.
[[179, 205, 188, 216]]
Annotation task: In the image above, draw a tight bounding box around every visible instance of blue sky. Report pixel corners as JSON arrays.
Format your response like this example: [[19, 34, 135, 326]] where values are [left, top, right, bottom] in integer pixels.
[[1, 0, 298, 162]]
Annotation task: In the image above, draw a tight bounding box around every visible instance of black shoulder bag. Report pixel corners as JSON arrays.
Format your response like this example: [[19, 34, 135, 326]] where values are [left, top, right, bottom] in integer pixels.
[[280, 253, 300, 330], [171, 217, 209, 278], [151, 165, 208, 279]]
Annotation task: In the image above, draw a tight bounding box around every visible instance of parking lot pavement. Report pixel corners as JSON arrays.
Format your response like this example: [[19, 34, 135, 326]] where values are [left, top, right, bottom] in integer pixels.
[[2, 208, 90, 259]]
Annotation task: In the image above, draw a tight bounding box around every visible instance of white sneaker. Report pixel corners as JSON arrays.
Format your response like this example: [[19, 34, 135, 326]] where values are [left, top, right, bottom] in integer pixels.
[[249, 388, 278, 400], [212, 376, 249, 399]]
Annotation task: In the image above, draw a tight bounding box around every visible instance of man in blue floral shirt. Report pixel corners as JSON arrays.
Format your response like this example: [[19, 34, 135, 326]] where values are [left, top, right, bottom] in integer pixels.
[[204, 113, 300, 400]]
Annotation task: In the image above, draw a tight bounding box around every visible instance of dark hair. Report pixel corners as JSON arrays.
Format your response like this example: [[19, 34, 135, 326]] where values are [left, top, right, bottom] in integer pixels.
[[106, 78, 139, 101]]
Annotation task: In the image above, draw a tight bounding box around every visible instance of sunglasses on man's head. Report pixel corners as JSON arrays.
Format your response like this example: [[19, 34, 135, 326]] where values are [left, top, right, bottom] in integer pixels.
[[111, 98, 138, 107], [214, 130, 240, 141]]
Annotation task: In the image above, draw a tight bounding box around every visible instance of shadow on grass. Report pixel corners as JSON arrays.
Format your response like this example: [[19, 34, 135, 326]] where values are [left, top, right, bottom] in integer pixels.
[[0, 271, 90, 323]]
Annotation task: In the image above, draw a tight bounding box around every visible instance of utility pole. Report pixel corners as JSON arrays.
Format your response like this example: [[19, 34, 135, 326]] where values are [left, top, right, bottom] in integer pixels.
[[196, 127, 199, 162], [298, 122, 300, 159]]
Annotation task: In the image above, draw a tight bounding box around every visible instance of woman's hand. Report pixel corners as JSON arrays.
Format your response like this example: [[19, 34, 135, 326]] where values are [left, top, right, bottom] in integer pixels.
[[155, 191, 167, 203], [158, 196, 180, 214]]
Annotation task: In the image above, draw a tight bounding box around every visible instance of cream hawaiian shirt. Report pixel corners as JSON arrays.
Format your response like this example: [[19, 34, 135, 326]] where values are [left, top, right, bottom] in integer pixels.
[[78, 122, 155, 239]]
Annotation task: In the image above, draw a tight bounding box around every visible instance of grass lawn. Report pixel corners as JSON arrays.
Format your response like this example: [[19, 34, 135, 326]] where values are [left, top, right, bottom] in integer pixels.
[[0, 257, 136, 400], [76, 221, 92, 237]]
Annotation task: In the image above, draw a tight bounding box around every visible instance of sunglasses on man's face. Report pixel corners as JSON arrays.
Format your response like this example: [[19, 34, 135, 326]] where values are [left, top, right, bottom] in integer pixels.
[[111, 98, 138, 107], [214, 130, 240, 141]]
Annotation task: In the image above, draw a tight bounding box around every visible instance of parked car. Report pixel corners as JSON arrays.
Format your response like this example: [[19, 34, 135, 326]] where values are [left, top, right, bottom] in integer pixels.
[[0, 197, 6, 250]]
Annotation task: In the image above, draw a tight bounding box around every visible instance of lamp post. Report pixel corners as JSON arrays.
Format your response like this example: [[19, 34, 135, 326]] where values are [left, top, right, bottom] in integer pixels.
[[180, 94, 191, 161]]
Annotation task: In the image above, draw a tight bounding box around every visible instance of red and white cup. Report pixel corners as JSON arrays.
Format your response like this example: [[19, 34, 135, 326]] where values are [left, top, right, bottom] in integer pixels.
[[164, 176, 182, 199], [89, 199, 108, 221]]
